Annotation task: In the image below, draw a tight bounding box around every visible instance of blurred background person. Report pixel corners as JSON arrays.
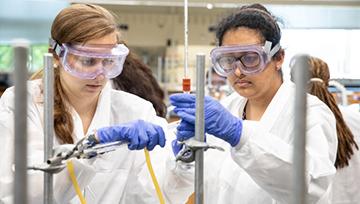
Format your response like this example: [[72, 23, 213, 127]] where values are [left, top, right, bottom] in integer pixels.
[[112, 50, 167, 118], [290, 55, 360, 204], [205, 66, 230, 100], [0, 73, 11, 97]]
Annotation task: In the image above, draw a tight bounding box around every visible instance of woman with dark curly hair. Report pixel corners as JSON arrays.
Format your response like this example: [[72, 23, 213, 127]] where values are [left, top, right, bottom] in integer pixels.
[[170, 3, 337, 203]]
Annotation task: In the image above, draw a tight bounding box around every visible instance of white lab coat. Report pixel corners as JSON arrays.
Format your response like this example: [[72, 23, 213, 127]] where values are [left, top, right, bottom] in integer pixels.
[[0, 79, 175, 204], [190, 82, 338, 204], [331, 106, 360, 204]]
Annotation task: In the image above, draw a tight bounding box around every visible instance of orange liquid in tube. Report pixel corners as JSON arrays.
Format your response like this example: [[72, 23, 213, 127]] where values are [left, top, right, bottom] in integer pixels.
[[182, 78, 191, 93]]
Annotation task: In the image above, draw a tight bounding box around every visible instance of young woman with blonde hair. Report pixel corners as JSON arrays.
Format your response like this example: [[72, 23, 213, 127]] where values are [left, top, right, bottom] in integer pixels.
[[0, 4, 169, 203]]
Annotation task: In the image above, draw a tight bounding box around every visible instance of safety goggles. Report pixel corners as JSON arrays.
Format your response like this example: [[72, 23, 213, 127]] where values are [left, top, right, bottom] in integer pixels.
[[210, 41, 280, 76], [51, 40, 129, 79]]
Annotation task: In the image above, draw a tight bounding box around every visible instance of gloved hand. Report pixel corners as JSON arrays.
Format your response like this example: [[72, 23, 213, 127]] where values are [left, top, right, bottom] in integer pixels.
[[176, 120, 195, 141], [97, 120, 166, 151], [170, 94, 242, 147], [171, 139, 183, 156], [170, 120, 192, 156]]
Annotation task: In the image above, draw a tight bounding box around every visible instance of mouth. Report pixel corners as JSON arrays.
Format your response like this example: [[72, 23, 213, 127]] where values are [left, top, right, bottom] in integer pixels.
[[234, 78, 252, 88], [86, 84, 102, 87], [85, 84, 103, 90]]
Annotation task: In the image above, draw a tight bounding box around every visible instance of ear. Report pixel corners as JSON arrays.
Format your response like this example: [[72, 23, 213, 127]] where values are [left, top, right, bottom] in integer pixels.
[[274, 49, 285, 70]]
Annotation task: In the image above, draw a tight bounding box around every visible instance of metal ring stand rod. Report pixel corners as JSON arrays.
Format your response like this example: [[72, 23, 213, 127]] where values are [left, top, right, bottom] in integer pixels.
[[195, 54, 205, 204], [293, 54, 310, 204], [13, 41, 29, 204], [44, 53, 54, 204]]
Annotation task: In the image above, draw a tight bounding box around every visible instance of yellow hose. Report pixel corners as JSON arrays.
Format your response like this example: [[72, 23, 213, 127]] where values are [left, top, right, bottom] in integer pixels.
[[66, 160, 87, 204], [144, 149, 165, 204], [66, 149, 164, 204]]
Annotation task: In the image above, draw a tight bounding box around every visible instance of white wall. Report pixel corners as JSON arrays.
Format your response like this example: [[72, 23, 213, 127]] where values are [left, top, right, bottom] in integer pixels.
[[109, 5, 360, 47], [116, 11, 221, 47], [282, 29, 360, 80]]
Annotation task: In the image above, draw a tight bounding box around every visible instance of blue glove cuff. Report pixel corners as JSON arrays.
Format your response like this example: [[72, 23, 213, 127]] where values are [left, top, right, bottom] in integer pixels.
[[171, 139, 183, 156], [228, 119, 243, 147]]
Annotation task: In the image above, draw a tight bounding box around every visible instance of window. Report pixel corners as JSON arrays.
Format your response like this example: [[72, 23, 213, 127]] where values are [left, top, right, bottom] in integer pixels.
[[0, 44, 49, 73], [0, 45, 12, 72]]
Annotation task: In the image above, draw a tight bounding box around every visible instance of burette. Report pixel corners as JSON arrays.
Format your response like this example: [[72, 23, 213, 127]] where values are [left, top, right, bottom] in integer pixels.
[[182, 0, 191, 93]]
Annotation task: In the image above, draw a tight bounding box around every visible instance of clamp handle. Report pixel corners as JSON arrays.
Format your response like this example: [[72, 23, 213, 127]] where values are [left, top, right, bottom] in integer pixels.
[[175, 138, 224, 163]]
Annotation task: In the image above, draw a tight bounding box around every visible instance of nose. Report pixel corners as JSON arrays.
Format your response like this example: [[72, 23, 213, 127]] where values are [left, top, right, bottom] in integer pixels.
[[94, 73, 106, 81], [233, 62, 242, 77]]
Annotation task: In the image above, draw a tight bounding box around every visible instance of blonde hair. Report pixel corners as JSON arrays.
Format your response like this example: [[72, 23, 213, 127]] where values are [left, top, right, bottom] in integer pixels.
[[292, 56, 359, 169], [38, 4, 119, 144]]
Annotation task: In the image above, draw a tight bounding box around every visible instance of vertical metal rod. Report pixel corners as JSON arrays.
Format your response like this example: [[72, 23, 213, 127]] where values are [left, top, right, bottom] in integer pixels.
[[13, 42, 29, 204], [195, 54, 205, 204], [293, 54, 309, 204], [44, 53, 54, 204], [157, 56, 163, 82], [184, 0, 189, 78]]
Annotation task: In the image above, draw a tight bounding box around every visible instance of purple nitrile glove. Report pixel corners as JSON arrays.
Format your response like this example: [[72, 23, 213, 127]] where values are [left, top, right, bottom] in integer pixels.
[[170, 94, 242, 147], [97, 120, 166, 150]]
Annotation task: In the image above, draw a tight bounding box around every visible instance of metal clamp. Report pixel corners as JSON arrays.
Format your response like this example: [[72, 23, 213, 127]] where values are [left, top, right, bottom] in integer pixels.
[[28, 163, 66, 174], [28, 136, 127, 174], [175, 138, 224, 163]]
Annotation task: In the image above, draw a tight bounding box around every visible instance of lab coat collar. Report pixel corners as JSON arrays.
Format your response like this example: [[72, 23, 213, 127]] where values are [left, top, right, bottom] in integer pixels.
[[70, 82, 112, 141], [86, 82, 112, 135], [259, 82, 294, 132]]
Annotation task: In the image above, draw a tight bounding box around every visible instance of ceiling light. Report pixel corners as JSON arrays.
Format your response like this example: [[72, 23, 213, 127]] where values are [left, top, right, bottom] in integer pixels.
[[206, 3, 213, 10]]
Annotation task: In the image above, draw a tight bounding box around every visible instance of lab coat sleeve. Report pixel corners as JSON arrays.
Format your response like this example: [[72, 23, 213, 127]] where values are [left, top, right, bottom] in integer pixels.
[[150, 116, 195, 204], [119, 108, 164, 204], [0, 87, 96, 204], [0, 108, 15, 203], [123, 106, 194, 204], [230, 106, 337, 204], [159, 139, 195, 204], [119, 149, 194, 204]]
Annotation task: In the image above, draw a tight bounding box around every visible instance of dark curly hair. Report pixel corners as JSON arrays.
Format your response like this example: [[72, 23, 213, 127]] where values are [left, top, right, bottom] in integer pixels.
[[215, 3, 284, 79], [216, 4, 282, 57]]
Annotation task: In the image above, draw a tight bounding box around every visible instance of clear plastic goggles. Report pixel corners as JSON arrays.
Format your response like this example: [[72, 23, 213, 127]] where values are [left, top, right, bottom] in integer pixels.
[[52, 41, 129, 79], [210, 41, 280, 76]]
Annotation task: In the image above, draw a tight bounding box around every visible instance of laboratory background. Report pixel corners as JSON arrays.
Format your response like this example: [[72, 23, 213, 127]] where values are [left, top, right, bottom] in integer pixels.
[[1, 0, 360, 204], [1, 0, 360, 106]]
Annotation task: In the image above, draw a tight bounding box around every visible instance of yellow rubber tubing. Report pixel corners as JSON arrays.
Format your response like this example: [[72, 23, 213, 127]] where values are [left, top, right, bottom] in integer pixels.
[[144, 149, 165, 204], [66, 160, 87, 204], [66, 150, 164, 204]]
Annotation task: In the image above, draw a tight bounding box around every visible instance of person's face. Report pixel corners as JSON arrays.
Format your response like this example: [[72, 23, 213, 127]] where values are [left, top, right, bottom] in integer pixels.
[[59, 32, 118, 100], [223, 27, 283, 100], [211, 72, 227, 87]]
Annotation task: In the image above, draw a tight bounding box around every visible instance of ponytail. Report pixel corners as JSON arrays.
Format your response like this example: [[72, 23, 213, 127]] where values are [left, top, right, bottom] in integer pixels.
[[30, 66, 74, 144], [308, 57, 358, 169]]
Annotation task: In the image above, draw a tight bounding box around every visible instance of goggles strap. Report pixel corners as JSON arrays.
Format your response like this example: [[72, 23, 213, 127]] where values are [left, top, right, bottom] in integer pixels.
[[49, 38, 63, 57], [49, 38, 56, 48], [269, 43, 281, 58], [264, 41, 272, 54]]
